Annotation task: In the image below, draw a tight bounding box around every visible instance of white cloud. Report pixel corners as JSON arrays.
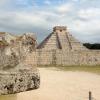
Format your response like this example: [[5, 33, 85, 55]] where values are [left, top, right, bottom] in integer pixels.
[[78, 8, 100, 20], [0, 0, 100, 43], [56, 3, 73, 15], [44, 0, 51, 5], [71, 19, 100, 34], [72, 0, 79, 2], [15, 0, 29, 6], [0, 0, 10, 6], [72, 7, 100, 35], [72, 0, 97, 3]]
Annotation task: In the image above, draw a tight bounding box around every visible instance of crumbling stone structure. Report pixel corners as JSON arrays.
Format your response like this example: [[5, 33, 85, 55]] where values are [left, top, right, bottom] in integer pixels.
[[0, 33, 40, 95]]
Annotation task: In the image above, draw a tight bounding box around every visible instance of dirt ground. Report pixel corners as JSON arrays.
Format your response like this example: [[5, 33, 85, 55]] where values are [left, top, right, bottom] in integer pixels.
[[17, 68, 100, 100], [1, 68, 100, 100]]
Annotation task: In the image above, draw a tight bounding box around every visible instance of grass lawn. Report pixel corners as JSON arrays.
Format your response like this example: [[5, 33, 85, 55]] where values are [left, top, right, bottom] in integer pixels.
[[38, 65, 100, 74]]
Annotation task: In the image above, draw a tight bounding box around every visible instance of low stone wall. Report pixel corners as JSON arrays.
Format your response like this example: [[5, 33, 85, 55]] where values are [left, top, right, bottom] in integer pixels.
[[56, 50, 100, 65], [37, 50, 53, 65], [26, 49, 100, 66]]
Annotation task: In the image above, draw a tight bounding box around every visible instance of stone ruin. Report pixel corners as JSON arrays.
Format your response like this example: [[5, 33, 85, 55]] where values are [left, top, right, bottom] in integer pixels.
[[25, 26, 100, 66], [0, 26, 100, 94], [0, 33, 40, 95], [12, 26, 100, 66]]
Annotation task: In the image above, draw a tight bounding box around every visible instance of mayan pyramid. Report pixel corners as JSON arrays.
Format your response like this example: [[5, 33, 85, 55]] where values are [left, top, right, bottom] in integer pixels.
[[37, 26, 87, 51]]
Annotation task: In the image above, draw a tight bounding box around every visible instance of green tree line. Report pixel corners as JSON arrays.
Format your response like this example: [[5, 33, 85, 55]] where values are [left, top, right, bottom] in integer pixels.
[[83, 43, 100, 50]]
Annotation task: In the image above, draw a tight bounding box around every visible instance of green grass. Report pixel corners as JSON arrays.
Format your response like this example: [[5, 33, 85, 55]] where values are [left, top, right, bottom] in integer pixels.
[[0, 94, 17, 100], [38, 65, 100, 74]]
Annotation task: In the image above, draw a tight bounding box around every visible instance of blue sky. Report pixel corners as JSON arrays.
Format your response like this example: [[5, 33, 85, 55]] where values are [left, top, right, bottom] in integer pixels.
[[0, 0, 100, 43]]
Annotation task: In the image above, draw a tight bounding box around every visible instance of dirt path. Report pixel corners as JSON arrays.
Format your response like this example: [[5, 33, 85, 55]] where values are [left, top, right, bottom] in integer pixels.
[[16, 68, 100, 100]]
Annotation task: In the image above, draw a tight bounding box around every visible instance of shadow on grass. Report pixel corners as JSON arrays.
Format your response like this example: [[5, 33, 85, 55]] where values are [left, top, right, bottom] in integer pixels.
[[38, 65, 100, 74], [0, 94, 17, 100]]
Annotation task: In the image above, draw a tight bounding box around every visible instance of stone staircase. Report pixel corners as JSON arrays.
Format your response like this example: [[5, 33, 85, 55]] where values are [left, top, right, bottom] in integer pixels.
[[43, 33, 57, 50], [37, 33, 60, 50], [56, 31, 72, 50], [67, 32, 87, 50]]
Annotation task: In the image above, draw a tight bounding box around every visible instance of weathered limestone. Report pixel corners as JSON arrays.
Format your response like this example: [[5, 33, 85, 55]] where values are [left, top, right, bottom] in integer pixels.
[[0, 33, 37, 69], [32, 26, 100, 66], [0, 33, 40, 95], [0, 49, 18, 70], [0, 63, 40, 95]]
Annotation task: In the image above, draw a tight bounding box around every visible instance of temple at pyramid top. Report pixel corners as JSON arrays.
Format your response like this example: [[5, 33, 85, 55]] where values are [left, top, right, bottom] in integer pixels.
[[37, 26, 87, 51], [53, 26, 66, 32]]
